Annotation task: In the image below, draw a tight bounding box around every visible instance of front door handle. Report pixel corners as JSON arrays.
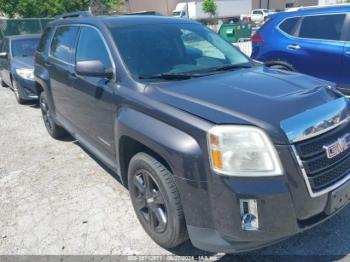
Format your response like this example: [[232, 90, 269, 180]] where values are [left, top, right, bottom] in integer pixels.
[[287, 44, 301, 50], [345, 50, 350, 57]]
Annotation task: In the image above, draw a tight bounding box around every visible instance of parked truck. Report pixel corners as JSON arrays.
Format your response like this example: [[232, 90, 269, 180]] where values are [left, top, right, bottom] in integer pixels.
[[240, 9, 275, 23], [173, 0, 252, 20]]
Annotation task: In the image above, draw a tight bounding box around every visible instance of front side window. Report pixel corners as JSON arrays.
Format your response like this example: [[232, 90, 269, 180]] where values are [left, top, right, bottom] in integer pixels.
[[279, 17, 299, 35], [109, 23, 249, 79], [11, 38, 39, 57], [298, 14, 346, 41], [76, 27, 112, 68], [50, 26, 79, 63]]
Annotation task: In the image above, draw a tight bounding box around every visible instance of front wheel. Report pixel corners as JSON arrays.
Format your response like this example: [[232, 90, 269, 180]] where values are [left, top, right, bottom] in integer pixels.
[[39, 92, 67, 139], [128, 152, 188, 248], [12, 80, 25, 104], [1, 79, 8, 87]]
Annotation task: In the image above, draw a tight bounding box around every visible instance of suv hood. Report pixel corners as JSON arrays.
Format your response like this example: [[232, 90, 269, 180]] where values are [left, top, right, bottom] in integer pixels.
[[146, 66, 342, 144]]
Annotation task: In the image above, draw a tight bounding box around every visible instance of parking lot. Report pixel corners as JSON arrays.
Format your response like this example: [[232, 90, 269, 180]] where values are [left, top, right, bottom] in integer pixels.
[[1, 84, 350, 260]]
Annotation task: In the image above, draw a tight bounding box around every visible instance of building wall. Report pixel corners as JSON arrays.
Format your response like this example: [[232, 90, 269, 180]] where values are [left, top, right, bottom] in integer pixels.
[[124, 0, 183, 15], [124, 0, 347, 16], [318, 0, 348, 5], [252, 0, 319, 10]]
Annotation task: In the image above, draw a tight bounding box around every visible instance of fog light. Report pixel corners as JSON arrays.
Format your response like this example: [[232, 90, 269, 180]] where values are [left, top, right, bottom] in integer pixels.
[[240, 199, 259, 231]]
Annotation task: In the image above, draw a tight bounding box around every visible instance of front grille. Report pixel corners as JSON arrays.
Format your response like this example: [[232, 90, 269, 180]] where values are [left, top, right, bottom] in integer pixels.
[[294, 122, 350, 192]]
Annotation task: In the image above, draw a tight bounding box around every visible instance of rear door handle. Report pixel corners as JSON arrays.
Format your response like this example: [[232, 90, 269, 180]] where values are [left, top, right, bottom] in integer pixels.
[[287, 44, 301, 50]]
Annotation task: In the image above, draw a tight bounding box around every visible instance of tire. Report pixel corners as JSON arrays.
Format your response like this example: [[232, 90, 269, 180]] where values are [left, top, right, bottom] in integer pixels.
[[1, 79, 8, 87], [12, 80, 26, 104], [266, 62, 294, 71], [39, 92, 67, 139], [128, 152, 188, 248]]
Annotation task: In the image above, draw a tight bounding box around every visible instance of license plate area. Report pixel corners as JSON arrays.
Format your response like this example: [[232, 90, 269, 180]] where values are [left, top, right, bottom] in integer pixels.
[[325, 181, 350, 215]]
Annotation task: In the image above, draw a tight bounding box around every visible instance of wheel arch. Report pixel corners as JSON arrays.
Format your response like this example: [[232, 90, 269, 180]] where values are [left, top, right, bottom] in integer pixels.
[[115, 108, 205, 187], [118, 135, 174, 188], [264, 60, 295, 71]]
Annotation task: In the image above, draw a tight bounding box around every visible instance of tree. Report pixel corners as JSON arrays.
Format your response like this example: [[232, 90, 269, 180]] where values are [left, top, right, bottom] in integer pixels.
[[91, 0, 123, 15], [202, 0, 217, 17], [0, 0, 123, 18]]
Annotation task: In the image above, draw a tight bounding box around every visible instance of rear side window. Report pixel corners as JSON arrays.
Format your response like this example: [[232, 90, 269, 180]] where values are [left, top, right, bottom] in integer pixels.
[[298, 14, 346, 41], [37, 27, 52, 53], [279, 17, 299, 35], [76, 27, 112, 68], [50, 26, 79, 63]]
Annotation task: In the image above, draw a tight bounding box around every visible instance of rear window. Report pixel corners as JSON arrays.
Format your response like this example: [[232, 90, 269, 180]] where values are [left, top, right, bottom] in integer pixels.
[[279, 17, 299, 35], [50, 26, 79, 63], [37, 27, 52, 53], [298, 14, 345, 41]]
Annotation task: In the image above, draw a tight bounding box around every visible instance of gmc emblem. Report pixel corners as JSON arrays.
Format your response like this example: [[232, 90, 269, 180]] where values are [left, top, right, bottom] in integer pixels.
[[323, 134, 350, 159]]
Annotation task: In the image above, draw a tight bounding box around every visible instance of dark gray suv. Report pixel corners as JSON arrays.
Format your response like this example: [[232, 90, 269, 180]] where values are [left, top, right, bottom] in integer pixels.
[[35, 12, 350, 253]]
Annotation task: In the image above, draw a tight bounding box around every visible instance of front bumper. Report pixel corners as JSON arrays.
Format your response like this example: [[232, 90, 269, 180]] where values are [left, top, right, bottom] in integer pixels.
[[13, 75, 37, 100], [175, 144, 350, 253]]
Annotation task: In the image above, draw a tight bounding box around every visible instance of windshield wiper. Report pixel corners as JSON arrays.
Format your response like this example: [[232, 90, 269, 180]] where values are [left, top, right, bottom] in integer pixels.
[[202, 63, 252, 73], [139, 72, 202, 80]]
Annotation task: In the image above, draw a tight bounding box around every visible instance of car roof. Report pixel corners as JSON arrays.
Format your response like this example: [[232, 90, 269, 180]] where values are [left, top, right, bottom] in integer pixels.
[[275, 4, 350, 19], [48, 15, 198, 28], [5, 34, 41, 40]]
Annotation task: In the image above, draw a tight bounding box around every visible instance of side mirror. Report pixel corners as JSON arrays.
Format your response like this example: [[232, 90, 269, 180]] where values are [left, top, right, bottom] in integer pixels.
[[0, 52, 8, 59], [76, 60, 113, 79]]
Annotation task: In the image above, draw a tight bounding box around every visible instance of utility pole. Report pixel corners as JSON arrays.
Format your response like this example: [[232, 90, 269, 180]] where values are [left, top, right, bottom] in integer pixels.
[[186, 0, 189, 19]]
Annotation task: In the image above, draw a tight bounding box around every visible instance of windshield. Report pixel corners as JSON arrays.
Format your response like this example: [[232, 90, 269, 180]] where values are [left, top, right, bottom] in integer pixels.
[[11, 38, 39, 57], [109, 23, 250, 80]]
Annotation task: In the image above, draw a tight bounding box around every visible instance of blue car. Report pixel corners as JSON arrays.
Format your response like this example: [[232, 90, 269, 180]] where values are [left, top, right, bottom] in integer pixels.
[[0, 34, 40, 104], [251, 5, 350, 95]]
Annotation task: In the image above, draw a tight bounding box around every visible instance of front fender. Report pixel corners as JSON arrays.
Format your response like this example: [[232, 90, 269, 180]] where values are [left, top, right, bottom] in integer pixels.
[[116, 107, 216, 229], [115, 107, 207, 182]]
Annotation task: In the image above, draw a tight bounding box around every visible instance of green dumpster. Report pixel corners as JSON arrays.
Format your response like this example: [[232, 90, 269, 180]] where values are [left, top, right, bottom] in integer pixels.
[[218, 22, 252, 43]]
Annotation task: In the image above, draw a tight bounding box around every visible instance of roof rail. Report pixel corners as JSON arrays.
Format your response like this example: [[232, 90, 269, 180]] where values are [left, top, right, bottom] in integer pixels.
[[286, 3, 350, 12], [55, 11, 92, 20], [126, 11, 163, 16]]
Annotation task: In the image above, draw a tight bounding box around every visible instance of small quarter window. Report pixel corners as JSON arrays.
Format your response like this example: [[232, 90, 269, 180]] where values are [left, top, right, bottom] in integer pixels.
[[279, 17, 299, 36]]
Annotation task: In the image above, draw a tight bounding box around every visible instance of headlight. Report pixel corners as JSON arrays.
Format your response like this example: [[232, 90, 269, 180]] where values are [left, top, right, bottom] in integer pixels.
[[16, 68, 34, 80], [208, 125, 283, 177]]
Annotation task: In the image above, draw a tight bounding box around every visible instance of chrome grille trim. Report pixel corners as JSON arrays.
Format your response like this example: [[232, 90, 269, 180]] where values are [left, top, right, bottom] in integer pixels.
[[292, 145, 350, 198], [281, 97, 350, 144]]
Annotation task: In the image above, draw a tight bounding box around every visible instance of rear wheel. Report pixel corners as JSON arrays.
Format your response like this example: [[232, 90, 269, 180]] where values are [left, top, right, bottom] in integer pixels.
[[266, 62, 294, 71], [268, 64, 292, 71], [39, 92, 67, 139], [128, 152, 188, 248]]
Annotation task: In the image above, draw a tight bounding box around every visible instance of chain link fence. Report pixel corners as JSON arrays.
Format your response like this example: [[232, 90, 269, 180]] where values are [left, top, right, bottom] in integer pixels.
[[0, 18, 52, 45]]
